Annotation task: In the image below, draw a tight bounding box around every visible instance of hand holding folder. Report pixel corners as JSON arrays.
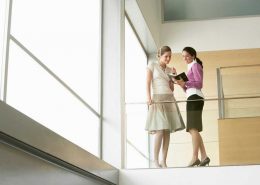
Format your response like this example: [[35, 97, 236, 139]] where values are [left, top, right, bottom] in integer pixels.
[[167, 72, 189, 82]]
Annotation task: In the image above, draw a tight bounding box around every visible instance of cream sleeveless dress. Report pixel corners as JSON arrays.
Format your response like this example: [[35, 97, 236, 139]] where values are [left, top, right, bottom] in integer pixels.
[[145, 62, 185, 133]]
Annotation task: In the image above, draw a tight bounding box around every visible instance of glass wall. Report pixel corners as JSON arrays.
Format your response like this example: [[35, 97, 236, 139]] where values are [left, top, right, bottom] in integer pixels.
[[125, 17, 149, 168], [2, 0, 101, 157], [218, 65, 260, 118]]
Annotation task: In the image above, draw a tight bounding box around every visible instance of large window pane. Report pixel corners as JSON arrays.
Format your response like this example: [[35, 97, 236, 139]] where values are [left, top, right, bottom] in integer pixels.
[[126, 104, 148, 155], [7, 42, 99, 156], [125, 18, 147, 103], [125, 18, 148, 168], [126, 104, 149, 168], [0, 0, 8, 100], [127, 143, 149, 169], [11, 0, 100, 111]]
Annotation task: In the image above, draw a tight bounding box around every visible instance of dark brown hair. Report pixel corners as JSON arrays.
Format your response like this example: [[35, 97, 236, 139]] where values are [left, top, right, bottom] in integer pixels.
[[182, 46, 203, 68]]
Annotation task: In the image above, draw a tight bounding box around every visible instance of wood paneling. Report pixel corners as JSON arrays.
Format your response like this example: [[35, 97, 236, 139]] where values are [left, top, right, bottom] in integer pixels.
[[218, 117, 260, 165]]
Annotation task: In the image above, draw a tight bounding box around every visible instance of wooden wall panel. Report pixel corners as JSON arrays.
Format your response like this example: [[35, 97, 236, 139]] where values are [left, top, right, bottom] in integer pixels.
[[218, 117, 260, 165]]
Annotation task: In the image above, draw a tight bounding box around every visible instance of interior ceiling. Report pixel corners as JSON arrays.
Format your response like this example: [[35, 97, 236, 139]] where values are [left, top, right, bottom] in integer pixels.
[[163, 0, 260, 21]]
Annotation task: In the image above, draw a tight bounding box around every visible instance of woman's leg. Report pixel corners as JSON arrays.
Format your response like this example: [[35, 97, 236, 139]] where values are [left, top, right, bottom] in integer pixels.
[[198, 132, 211, 166], [161, 130, 170, 168], [189, 129, 200, 164], [198, 133, 207, 160], [154, 130, 163, 167]]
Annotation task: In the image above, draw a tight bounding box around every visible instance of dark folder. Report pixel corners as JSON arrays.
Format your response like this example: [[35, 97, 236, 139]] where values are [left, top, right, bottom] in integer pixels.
[[168, 72, 189, 82]]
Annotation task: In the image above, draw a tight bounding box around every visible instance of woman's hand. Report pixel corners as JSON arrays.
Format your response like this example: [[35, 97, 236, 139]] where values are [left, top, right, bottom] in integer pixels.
[[172, 67, 177, 75], [169, 80, 174, 91], [176, 79, 186, 88], [147, 98, 153, 105]]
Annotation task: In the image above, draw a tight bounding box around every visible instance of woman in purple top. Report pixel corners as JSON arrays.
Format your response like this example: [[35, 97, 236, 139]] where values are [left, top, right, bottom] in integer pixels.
[[177, 47, 210, 167]]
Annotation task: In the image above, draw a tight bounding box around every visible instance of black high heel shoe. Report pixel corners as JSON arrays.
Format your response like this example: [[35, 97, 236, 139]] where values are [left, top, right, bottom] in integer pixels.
[[188, 159, 200, 167], [199, 157, 210, 166]]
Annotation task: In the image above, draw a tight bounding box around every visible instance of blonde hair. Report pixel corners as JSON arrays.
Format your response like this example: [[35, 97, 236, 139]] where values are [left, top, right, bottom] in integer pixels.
[[157, 46, 171, 58]]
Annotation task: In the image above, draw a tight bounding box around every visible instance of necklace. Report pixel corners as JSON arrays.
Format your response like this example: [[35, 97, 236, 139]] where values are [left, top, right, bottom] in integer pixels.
[[159, 64, 166, 72]]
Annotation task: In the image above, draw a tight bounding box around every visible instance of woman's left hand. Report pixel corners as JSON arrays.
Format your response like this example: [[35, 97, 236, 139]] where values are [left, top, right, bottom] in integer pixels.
[[169, 80, 174, 91], [176, 79, 185, 88], [172, 67, 177, 74]]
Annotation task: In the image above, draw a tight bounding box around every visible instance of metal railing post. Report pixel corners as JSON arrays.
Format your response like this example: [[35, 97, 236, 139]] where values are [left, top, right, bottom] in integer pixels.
[[217, 68, 225, 119]]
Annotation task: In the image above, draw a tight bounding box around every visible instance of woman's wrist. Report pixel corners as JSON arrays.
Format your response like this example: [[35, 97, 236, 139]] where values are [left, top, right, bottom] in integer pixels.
[[147, 97, 152, 105]]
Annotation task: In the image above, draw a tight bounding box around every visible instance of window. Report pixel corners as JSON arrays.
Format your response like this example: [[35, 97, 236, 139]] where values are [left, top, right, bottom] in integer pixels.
[[0, 0, 8, 100], [3, 0, 101, 157], [125, 17, 149, 168]]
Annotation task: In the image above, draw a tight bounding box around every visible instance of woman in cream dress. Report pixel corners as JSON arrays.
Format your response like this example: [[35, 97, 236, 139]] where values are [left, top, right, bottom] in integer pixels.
[[145, 46, 185, 168]]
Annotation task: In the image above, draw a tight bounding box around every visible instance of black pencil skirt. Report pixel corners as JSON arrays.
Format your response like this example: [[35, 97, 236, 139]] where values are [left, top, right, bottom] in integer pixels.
[[186, 94, 204, 132]]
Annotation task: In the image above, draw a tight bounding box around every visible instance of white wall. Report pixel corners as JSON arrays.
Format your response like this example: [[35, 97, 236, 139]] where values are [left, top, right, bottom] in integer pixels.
[[125, 0, 157, 54], [119, 165, 260, 185], [136, 0, 161, 48], [161, 16, 260, 52], [102, 0, 125, 169]]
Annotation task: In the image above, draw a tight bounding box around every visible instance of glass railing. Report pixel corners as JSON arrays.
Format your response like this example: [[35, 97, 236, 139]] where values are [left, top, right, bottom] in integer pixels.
[[125, 96, 260, 169], [217, 64, 260, 118], [125, 98, 219, 168], [126, 65, 260, 168], [223, 96, 260, 118], [125, 64, 260, 169], [125, 103, 149, 168]]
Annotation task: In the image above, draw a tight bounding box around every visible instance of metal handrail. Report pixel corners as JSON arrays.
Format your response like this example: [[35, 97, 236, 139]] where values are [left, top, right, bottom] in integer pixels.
[[125, 95, 260, 104], [219, 63, 260, 69]]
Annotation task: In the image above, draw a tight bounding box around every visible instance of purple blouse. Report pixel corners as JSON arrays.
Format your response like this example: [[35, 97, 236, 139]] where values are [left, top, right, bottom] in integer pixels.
[[185, 63, 203, 90]]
